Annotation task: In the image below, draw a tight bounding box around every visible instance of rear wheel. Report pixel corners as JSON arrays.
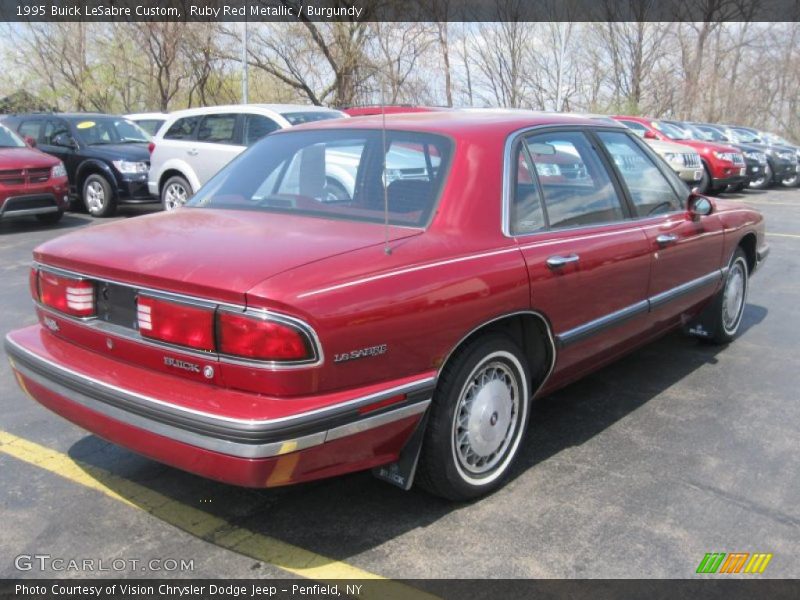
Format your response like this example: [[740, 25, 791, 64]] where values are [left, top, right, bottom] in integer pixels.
[[749, 164, 772, 189], [161, 175, 192, 211], [416, 334, 530, 501], [82, 174, 116, 217], [35, 209, 64, 225]]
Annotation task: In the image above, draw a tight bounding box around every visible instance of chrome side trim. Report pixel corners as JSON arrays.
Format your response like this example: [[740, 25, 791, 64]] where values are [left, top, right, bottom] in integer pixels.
[[5, 333, 435, 431], [12, 355, 428, 459], [648, 270, 722, 310], [556, 269, 724, 347], [325, 401, 431, 442], [33, 262, 324, 370], [557, 300, 649, 348]]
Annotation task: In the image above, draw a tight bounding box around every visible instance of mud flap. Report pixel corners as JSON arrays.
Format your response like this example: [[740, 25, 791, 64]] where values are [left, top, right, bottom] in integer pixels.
[[683, 299, 716, 339], [372, 409, 430, 490]]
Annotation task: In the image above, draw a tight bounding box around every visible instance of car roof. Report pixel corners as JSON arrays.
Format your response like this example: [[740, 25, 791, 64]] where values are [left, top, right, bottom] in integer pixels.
[[124, 112, 169, 119], [164, 104, 345, 118], [287, 109, 625, 138]]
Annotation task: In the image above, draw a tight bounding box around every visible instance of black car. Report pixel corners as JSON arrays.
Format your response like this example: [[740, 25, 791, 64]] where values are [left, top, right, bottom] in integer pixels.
[[0, 113, 156, 217], [721, 125, 798, 189], [666, 120, 767, 191]]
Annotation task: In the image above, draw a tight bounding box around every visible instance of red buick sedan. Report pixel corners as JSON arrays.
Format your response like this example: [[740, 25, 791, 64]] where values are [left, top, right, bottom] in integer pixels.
[[5, 112, 768, 500]]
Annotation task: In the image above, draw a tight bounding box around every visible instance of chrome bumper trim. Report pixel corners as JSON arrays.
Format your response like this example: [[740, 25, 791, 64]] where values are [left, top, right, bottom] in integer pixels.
[[5, 334, 433, 459]]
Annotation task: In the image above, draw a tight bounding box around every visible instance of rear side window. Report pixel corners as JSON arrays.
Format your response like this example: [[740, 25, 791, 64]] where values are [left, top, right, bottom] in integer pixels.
[[188, 129, 452, 227], [18, 119, 43, 142], [280, 111, 343, 125], [524, 131, 624, 229], [244, 114, 280, 146], [597, 131, 682, 217], [164, 116, 199, 140], [197, 114, 237, 144], [511, 143, 545, 234]]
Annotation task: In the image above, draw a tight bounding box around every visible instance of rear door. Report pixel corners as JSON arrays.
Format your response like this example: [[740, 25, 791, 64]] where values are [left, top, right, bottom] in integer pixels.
[[509, 129, 652, 386], [595, 130, 725, 326]]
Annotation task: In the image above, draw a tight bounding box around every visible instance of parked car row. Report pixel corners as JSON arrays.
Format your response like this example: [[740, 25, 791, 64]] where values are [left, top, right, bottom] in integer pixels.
[[1, 105, 797, 226]]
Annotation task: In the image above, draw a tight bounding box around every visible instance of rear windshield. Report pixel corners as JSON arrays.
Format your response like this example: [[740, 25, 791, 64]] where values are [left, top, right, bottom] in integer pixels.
[[188, 129, 453, 227], [280, 111, 343, 125]]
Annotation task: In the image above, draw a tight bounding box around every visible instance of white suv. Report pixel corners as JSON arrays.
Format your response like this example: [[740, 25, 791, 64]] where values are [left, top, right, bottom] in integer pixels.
[[148, 104, 346, 210]]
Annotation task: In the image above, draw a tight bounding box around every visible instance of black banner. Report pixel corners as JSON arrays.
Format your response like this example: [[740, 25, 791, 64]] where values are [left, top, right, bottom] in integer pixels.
[[1, 580, 800, 600], [2, 0, 800, 22]]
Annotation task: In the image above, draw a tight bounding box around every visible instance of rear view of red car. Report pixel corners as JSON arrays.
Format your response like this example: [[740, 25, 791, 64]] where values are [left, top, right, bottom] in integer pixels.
[[0, 122, 69, 224]]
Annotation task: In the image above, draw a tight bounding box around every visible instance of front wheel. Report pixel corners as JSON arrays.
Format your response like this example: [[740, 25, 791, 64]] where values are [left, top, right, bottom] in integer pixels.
[[781, 173, 799, 188], [416, 334, 531, 501], [706, 248, 749, 344], [694, 165, 712, 194], [161, 175, 192, 211], [749, 164, 772, 190], [83, 174, 116, 217]]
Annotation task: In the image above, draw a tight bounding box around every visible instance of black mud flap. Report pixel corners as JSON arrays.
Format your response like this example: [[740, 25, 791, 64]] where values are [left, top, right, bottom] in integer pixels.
[[372, 409, 430, 491], [683, 300, 716, 339]]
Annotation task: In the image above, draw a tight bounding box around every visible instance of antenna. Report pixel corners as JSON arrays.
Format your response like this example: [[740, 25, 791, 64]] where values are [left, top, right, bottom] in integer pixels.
[[380, 81, 392, 256]]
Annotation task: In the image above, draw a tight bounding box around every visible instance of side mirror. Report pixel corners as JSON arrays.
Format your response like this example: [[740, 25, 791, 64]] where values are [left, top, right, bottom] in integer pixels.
[[52, 133, 76, 149], [644, 130, 657, 140], [23, 135, 37, 148], [688, 194, 713, 219]]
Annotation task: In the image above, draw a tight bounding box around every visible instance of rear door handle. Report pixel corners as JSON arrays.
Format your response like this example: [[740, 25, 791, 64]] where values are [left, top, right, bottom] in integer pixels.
[[187, 148, 199, 156], [546, 254, 580, 269], [656, 234, 678, 246]]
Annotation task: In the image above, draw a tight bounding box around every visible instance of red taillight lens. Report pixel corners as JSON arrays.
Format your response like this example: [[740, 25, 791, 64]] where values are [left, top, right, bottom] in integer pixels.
[[148, 142, 155, 154], [39, 271, 95, 317], [217, 312, 312, 361], [137, 295, 214, 351]]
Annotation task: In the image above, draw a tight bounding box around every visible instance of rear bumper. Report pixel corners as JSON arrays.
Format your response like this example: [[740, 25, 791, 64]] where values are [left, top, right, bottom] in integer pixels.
[[5, 326, 432, 487]]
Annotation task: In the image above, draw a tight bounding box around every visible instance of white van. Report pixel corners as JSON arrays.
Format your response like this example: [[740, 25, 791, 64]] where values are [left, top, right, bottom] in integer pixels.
[[148, 104, 346, 210]]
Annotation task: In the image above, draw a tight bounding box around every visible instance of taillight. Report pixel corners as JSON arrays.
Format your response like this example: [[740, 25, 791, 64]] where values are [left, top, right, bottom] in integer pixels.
[[217, 311, 312, 362], [38, 271, 95, 317], [137, 295, 215, 352], [29, 267, 39, 301], [148, 142, 155, 154]]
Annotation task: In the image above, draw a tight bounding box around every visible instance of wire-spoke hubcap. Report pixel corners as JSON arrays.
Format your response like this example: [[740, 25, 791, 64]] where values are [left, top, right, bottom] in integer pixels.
[[723, 261, 746, 332], [86, 181, 105, 212], [454, 360, 519, 476], [164, 183, 188, 210]]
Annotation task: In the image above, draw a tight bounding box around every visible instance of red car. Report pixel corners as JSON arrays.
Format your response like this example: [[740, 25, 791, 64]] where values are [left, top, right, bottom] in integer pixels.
[[613, 115, 747, 194], [342, 105, 452, 117], [0, 122, 69, 224], [5, 113, 768, 500]]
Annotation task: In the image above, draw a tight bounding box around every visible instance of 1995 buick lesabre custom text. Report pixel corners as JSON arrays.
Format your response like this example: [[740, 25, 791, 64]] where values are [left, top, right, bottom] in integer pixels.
[[5, 112, 768, 500]]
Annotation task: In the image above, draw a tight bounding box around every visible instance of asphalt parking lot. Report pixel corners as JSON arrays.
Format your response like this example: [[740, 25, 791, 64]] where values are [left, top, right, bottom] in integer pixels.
[[1, 189, 798, 583]]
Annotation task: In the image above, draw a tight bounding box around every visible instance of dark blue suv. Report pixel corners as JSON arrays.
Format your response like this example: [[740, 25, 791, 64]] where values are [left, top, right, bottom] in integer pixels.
[[1, 113, 157, 217]]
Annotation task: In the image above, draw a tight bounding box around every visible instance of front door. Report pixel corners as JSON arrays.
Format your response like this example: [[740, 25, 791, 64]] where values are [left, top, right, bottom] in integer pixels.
[[594, 130, 725, 327]]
